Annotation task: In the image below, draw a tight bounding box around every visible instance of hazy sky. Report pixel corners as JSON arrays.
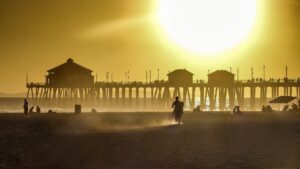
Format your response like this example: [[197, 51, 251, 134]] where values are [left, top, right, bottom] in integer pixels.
[[0, 0, 299, 93]]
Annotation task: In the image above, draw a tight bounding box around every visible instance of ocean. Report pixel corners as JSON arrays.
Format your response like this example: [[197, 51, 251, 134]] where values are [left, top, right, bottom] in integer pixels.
[[0, 97, 24, 113], [0, 97, 283, 113]]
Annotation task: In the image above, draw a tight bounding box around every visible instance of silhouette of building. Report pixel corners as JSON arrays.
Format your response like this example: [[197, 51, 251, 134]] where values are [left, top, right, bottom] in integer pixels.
[[207, 70, 235, 110], [46, 58, 94, 87], [208, 70, 235, 86], [167, 69, 193, 85]]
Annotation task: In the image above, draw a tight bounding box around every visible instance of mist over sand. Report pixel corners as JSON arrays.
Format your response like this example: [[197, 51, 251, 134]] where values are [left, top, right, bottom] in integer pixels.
[[60, 113, 177, 134], [1, 112, 300, 169]]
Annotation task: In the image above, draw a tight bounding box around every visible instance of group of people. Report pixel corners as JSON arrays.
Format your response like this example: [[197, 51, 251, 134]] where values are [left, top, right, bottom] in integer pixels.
[[24, 99, 59, 115], [171, 97, 246, 123], [23, 99, 41, 116], [262, 100, 300, 113], [281, 103, 300, 112]]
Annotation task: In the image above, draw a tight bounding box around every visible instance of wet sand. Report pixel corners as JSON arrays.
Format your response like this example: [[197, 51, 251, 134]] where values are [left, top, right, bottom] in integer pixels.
[[0, 112, 300, 169]]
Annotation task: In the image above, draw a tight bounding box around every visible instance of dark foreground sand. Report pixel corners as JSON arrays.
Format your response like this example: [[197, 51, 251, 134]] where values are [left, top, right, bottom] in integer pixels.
[[0, 112, 300, 169]]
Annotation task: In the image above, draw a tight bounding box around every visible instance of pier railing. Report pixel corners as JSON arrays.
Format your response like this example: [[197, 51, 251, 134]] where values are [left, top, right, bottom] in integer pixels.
[[27, 78, 300, 88]]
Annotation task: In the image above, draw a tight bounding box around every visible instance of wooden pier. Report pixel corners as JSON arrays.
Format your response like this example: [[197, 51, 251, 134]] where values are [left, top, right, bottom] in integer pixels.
[[27, 78, 300, 110], [26, 59, 300, 110]]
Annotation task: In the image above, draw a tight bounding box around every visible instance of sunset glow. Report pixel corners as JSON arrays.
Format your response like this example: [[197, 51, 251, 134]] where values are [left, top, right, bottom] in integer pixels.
[[158, 0, 258, 55]]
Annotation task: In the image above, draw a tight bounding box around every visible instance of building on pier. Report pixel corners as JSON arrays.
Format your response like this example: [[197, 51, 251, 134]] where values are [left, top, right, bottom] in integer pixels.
[[46, 58, 94, 87], [167, 69, 193, 85], [26, 58, 95, 107], [208, 70, 234, 86], [207, 70, 235, 110]]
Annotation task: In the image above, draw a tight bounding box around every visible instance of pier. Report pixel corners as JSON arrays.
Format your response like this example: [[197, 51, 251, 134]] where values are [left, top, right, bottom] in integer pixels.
[[26, 59, 300, 110]]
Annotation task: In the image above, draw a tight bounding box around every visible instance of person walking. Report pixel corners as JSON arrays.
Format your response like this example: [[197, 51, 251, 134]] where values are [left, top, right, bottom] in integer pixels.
[[172, 97, 184, 124]]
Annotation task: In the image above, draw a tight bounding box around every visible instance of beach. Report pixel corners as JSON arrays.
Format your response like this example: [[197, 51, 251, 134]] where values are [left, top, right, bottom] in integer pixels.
[[0, 112, 300, 169]]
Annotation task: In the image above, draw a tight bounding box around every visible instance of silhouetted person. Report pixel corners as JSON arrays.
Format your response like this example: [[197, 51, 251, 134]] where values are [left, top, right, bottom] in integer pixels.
[[47, 109, 56, 114], [36, 106, 41, 113], [233, 106, 242, 115], [29, 106, 34, 113], [262, 105, 266, 112], [266, 105, 273, 112], [282, 105, 289, 112], [290, 103, 299, 112], [172, 97, 184, 124], [193, 105, 201, 113], [23, 99, 29, 116]]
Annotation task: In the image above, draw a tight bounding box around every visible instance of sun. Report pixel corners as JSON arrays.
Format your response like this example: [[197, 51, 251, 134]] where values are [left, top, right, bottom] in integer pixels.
[[158, 0, 257, 55]]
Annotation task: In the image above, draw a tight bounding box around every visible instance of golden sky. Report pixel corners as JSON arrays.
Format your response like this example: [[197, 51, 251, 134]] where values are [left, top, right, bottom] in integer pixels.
[[0, 0, 299, 93]]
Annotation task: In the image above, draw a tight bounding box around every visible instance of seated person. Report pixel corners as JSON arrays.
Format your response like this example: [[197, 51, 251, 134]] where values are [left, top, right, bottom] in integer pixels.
[[262, 105, 266, 112], [91, 108, 97, 113], [290, 103, 299, 112], [233, 106, 242, 115], [265, 105, 273, 112], [47, 109, 56, 114], [193, 105, 201, 113], [29, 106, 34, 113], [36, 106, 41, 113], [281, 105, 289, 112]]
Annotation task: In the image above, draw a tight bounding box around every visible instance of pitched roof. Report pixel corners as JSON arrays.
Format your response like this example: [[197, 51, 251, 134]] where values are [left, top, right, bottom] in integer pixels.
[[47, 58, 93, 72], [208, 70, 235, 76], [167, 69, 194, 76]]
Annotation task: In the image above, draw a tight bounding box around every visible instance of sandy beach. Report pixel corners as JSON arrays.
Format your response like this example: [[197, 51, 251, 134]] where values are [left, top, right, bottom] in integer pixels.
[[0, 112, 300, 169]]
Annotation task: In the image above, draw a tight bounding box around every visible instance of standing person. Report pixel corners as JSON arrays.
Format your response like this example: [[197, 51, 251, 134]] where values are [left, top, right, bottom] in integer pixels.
[[172, 97, 184, 124], [23, 99, 29, 116]]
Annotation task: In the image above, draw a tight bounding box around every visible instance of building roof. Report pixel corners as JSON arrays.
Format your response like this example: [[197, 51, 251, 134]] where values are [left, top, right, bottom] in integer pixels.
[[208, 70, 235, 76], [167, 69, 194, 76], [47, 58, 93, 73]]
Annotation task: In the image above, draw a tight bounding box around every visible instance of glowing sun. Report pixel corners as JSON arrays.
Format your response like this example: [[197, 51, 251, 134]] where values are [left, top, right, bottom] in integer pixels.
[[158, 0, 257, 55]]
